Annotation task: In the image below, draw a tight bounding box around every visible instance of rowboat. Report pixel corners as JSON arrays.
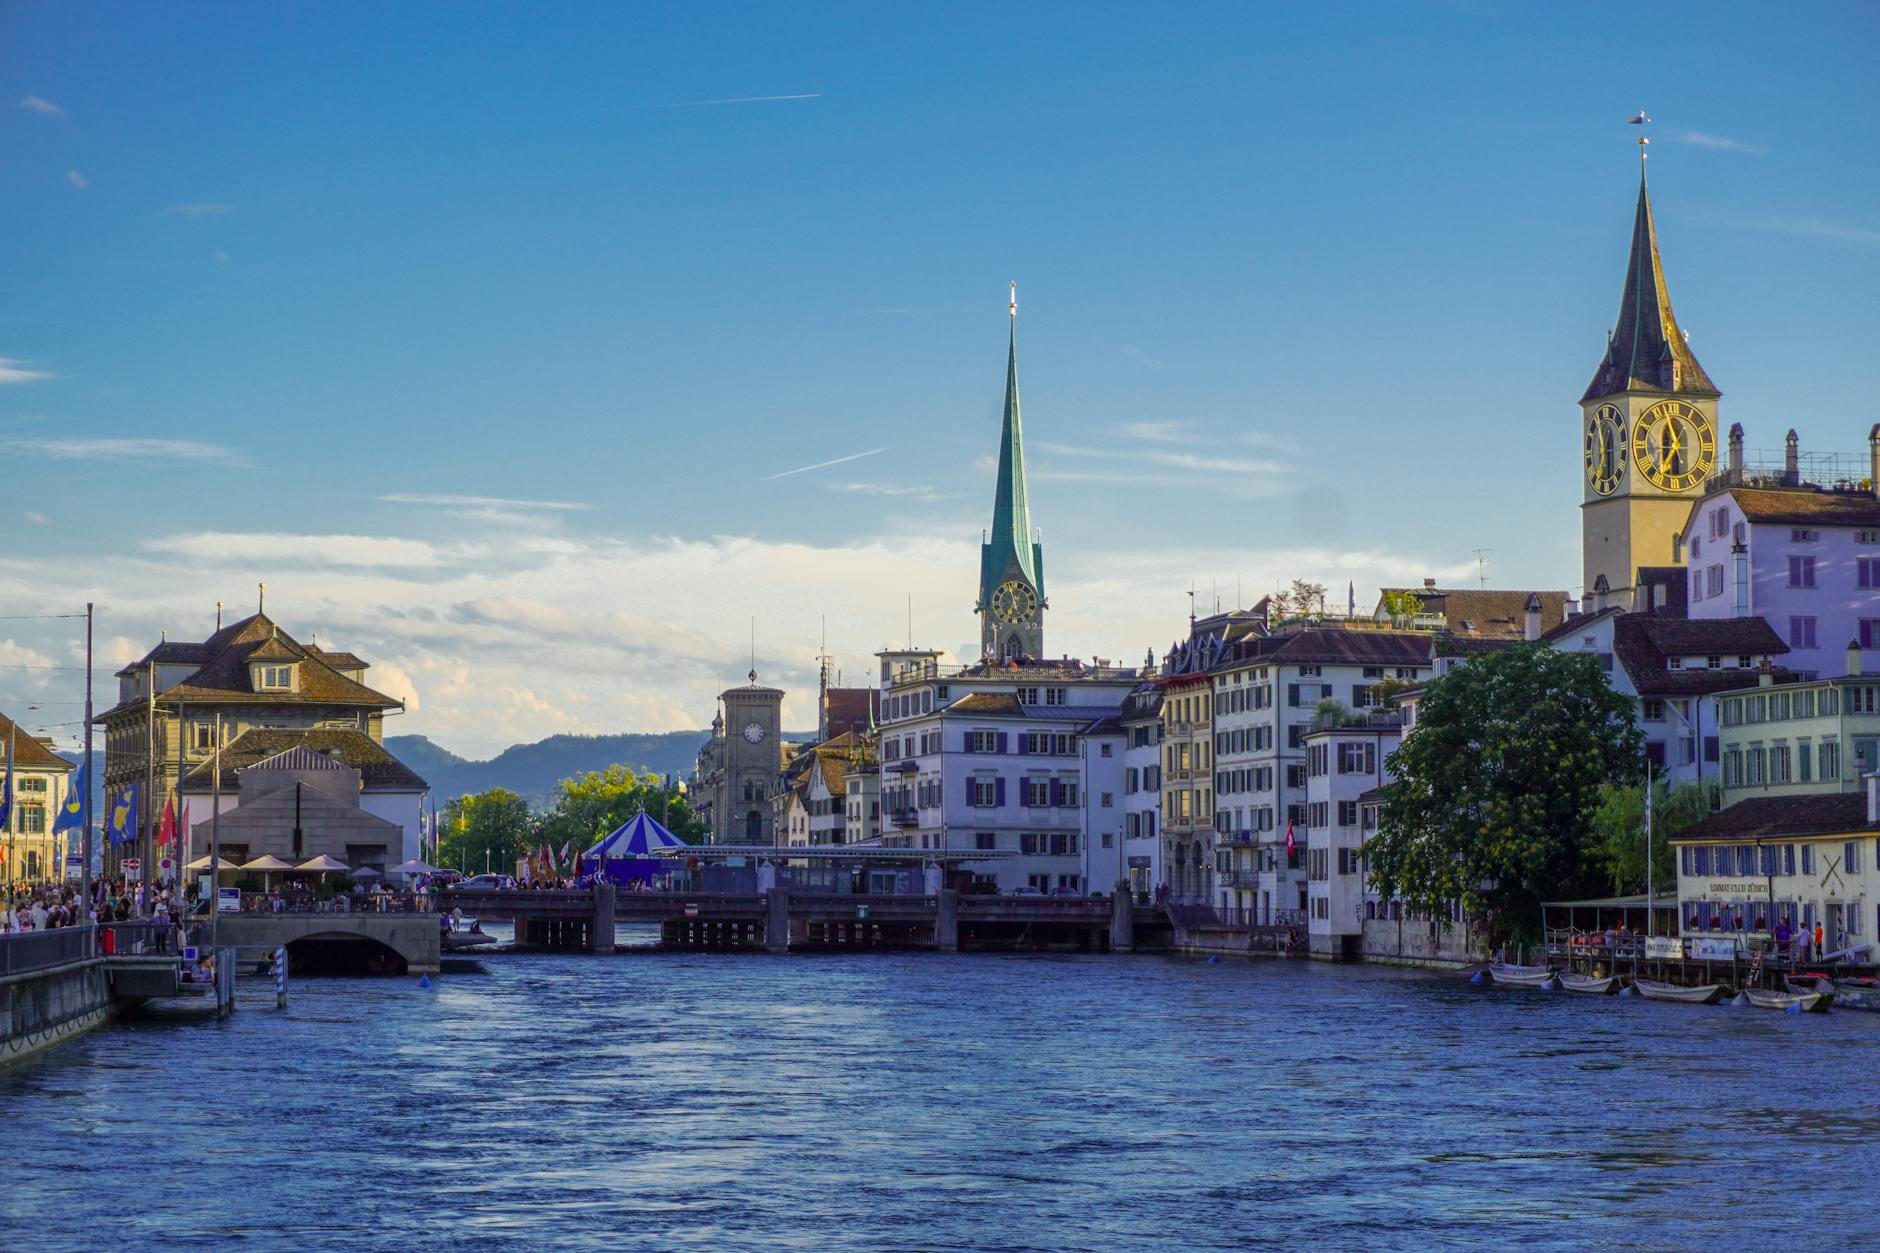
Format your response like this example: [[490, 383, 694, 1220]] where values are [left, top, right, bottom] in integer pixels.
[[1556, 971, 1622, 994], [1633, 978, 1726, 1004], [1488, 963, 1556, 987], [1743, 986, 1830, 1013], [1785, 975, 1837, 1009]]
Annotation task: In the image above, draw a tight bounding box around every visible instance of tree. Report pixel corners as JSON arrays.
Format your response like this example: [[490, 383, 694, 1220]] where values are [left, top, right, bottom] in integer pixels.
[[1588, 779, 1716, 896], [1312, 698, 1355, 730], [1366, 647, 1643, 943], [1379, 590, 1424, 626], [535, 764, 707, 853], [1290, 579, 1328, 617], [437, 788, 532, 875]]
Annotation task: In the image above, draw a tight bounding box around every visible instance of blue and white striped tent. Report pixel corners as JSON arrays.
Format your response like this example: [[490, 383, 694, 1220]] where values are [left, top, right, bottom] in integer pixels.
[[585, 811, 687, 862]]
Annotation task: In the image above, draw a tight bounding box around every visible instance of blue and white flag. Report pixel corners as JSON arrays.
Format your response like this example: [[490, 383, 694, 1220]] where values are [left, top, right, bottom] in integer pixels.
[[53, 759, 86, 833], [108, 783, 139, 845], [0, 733, 12, 831]]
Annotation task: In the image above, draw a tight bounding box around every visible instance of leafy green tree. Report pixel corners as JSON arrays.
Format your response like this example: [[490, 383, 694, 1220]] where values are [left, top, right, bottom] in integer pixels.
[[1379, 590, 1424, 626], [535, 764, 706, 852], [1366, 647, 1643, 943], [437, 788, 533, 875], [1312, 698, 1355, 729], [1290, 579, 1328, 616], [1588, 779, 1716, 895]]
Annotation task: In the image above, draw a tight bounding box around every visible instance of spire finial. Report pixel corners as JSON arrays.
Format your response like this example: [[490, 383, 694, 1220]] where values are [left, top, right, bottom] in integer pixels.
[[258, 581, 265, 614], [1638, 134, 1649, 176], [1009, 281, 1017, 320]]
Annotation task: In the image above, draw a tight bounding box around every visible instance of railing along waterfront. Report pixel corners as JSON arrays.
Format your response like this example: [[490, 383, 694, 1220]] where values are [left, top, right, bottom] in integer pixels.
[[100, 921, 175, 955], [232, 892, 433, 915], [0, 926, 97, 977]]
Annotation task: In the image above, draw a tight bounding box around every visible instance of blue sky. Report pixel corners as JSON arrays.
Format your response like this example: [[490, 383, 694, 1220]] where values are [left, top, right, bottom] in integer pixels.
[[3, 2, 1877, 755]]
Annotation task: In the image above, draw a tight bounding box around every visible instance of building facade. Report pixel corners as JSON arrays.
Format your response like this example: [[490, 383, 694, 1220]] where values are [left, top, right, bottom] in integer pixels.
[[1303, 718, 1401, 956], [1119, 679, 1164, 900], [976, 286, 1047, 664], [0, 709, 73, 884], [694, 673, 787, 844]]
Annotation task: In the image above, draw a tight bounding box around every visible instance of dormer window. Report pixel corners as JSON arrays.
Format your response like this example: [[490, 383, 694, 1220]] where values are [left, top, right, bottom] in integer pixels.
[[254, 664, 296, 691]]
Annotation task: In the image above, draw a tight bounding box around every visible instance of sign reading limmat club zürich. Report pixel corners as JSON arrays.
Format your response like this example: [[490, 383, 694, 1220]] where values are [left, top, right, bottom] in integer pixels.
[[1703, 881, 1773, 900]]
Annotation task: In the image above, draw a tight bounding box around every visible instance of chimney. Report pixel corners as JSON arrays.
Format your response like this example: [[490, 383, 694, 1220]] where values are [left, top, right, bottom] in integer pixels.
[[1561, 597, 1579, 623], [1784, 429, 1800, 486], [1523, 593, 1542, 642], [1423, 577, 1436, 590], [1850, 641, 1864, 678], [1728, 423, 1745, 484], [1869, 423, 1880, 500]]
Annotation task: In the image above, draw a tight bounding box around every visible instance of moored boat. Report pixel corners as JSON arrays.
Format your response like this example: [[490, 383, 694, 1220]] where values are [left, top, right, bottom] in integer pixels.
[[1634, 978, 1726, 1004], [1743, 986, 1829, 1013], [1828, 977, 1880, 1012], [1784, 975, 1837, 1008], [1557, 971, 1622, 994], [1488, 963, 1556, 987]]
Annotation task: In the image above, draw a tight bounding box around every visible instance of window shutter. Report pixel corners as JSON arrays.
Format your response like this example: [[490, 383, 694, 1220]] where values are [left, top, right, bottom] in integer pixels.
[[965, 778, 976, 805], [1050, 778, 1063, 806], [995, 777, 1006, 807], [996, 732, 1008, 754], [1016, 734, 1028, 755]]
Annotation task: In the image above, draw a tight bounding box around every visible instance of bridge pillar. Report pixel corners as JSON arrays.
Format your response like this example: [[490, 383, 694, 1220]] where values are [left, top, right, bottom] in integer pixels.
[[592, 881, 616, 955], [764, 886, 791, 954], [934, 889, 959, 952], [1110, 883, 1134, 954]]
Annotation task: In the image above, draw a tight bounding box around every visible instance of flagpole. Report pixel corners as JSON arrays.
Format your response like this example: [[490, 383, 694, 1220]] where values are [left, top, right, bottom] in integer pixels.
[[174, 696, 187, 901], [143, 659, 155, 917], [1645, 760, 1655, 938], [6, 720, 15, 896], [81, 602, 93, 919], [210, 711, 222, 950]]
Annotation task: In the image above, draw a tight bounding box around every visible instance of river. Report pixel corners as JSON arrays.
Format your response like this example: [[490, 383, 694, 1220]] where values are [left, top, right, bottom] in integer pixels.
[[3, 932, 1870, 1250]]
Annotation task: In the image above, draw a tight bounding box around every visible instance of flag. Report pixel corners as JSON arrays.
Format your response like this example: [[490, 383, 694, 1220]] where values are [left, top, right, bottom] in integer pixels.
[[1347, 580, 1355, 617], [108, 783, 139, 845], [0, 732, 13, 831], [1627, 111, 1650, 125], [158, 796, 177, 850], [53, 759, 85, 833], [1284, 823, 1296, 856]]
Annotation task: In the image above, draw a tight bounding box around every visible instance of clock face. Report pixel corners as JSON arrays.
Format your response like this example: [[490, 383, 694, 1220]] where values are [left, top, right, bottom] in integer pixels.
[[1630, 399, 1716, 493], [742, 722, 765, 744], [990, 579, 1038, 626], [1584, 404, 1625, 497]]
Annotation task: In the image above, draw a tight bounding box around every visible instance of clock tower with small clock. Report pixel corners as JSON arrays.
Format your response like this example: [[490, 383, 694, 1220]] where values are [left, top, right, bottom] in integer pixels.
[[714, 669, 783, 844], [1581, 146, 1721, 611], [977, 284, 1047, 663]]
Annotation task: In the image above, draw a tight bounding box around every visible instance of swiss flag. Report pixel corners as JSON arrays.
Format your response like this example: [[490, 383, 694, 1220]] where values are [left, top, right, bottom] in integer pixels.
[[1284, 823, 1296, 856], [158, 797, 177, 850]]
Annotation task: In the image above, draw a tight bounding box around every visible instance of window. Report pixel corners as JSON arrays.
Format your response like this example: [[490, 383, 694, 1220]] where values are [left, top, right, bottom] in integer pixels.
[[1789, 556, 1817, 588], [1044, 687, 1066, 706], [1847, 842, 1864, 876], [1860, 531, 1880, 546], [1791, 529, 1819, 543], [967, 730, 998, 754], [1790, 616, 1818, 649], [1352, 685, 1375, 709], [1336, 742, 1376, 774], [1802, 845, 1815, 875], [1337, 800, 1359, 826], [1099, 743, 1113, 758], [971, 778, 999, 807], [19, 804, 44, 834], [1861, 620, 1880, 651], [1100, 792, 1113, 808], [975, 832, 995, 850], [1023, 778, 1051, 807], [1641, 699, 1666, 722], [1016, 686, 1038, 705], [1285, 764, 1306, 790], [1822, 740, 1840, 780], [1859, 559, 1880, 590]]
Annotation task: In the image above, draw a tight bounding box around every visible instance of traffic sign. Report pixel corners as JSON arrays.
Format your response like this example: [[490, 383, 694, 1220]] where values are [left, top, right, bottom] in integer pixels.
[[124, 857, 143, 882]]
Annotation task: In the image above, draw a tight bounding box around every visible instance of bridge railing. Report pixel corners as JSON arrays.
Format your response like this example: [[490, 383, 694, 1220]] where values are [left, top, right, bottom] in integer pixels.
[[0, 926, 97, 976], [234, 892, 433, 915], [101, 921, 177, 956]]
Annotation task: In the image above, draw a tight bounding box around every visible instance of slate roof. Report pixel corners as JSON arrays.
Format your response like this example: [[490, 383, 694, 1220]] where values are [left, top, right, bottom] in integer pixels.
[[1582, 168, 1718, 403], [948, 693, 1024, 716], [1265, 630, 1433, 667], [1539, 606, 1623, 647], [180, 728, 427, 792], [0, 711, 71, 769], [1673, 793, 1871, 842], [1721, 487, 1880, 529], [1378, 588, 1572, 639], [104, 613, 401, 720], [1615, 615, 1789, 696], [822, 687, 880, 738]]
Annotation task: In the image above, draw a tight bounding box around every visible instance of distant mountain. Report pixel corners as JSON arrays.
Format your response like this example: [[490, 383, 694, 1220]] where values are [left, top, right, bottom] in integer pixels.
[[385, 729, 817, 809]]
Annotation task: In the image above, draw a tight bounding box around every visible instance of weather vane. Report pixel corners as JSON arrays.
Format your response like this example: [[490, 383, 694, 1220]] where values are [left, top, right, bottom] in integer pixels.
[[1628, 108, 1650, 164]]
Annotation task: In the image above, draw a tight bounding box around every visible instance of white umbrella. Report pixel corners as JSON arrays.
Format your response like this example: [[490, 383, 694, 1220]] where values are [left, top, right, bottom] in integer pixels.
[[297, 855, 350, 873], [185, 855, 241, 872], [350, 865, 383, 879], [391, 859, 437, 876], [240, 854, 296, 891]]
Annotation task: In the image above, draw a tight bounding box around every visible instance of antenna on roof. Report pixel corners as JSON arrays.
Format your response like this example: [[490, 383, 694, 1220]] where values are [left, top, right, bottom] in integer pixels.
[[1187, 584, 1197, 625], [1471, 549, 1492, 587], [907, 593, 913, 650]]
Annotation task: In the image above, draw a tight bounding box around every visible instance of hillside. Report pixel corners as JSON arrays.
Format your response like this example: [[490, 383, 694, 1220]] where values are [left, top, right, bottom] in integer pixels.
[[385, 729, 817, 808]]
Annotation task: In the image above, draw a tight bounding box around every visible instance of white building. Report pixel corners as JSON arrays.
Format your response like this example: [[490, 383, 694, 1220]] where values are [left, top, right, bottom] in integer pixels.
[[1303, 718, 1401, 957], [0, 708, 73, 884], [876, 657, 1139, 894], [1119, 679, 1164, 900]]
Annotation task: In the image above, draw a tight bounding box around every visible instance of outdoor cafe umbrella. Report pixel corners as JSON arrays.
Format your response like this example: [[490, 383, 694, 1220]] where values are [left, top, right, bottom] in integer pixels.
[[239, 854, 296, 890], [185, 855, 241, 873], [391, 859, 437, 876], [350, 864, 383, 879], [297, 855, 350, 876]]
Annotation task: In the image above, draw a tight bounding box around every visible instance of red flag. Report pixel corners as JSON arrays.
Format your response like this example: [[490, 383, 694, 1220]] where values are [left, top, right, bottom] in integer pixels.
[[1284, 823, 1296, 856], [158, 797, 177, 850]]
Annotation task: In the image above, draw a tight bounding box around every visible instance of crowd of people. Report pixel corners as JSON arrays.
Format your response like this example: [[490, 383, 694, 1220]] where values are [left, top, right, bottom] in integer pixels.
[[0, 875, 190, 933]]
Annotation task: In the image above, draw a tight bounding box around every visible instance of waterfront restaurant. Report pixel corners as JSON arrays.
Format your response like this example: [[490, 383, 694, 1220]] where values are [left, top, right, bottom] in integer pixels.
[[1669, 775, 1880, 958]]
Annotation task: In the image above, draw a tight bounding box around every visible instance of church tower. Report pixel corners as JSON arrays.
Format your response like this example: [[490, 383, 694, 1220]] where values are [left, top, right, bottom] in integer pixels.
[[1581, 144, 1721, 610], [977, 284, 1046, 662]]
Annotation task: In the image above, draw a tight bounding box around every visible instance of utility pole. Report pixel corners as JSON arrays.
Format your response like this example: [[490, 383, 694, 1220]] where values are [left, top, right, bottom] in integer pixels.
[[81, 602, 93, 918], [210, 711, 222, 949], [143, 660, 156, 917]]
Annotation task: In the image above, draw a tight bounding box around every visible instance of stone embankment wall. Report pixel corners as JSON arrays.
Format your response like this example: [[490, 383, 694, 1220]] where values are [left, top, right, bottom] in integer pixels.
[[1355, 917, 1486, 968], [1, 962, 111, 1067]]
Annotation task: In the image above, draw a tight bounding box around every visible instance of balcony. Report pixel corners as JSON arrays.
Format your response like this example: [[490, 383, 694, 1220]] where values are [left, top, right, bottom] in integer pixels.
[[889, 808, 919, 828]]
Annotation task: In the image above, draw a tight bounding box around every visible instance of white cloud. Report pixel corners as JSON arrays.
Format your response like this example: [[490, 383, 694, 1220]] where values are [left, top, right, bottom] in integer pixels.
[[0, 358, 54, 384], [166, 203, 235, 218], [65, 170, 88, 190], [1120, 420, 1189, 442], [1663, 129, 1769, 156], [22, 511, 49, 526], [0, 436, 244, 464], [141, 532, 448, 569], [379, 493, 590, 511], [1737, 215, 1880, 250], [830, 482, 948, 502], [19, 96, 64, 116]]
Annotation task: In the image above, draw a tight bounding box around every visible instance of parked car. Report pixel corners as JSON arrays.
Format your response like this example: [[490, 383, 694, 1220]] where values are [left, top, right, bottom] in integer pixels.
[[452, 873, 516, 891], [428, 869, 466, 886], [1009, 886, 1045, 897]]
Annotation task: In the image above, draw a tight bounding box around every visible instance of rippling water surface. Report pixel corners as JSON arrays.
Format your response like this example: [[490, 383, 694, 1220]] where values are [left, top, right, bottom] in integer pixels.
[[5, 929, 1872, 1250]]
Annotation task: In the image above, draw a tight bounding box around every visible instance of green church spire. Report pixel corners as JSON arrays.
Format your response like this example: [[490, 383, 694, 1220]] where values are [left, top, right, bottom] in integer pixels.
[[983, 283, 1042, 604]]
